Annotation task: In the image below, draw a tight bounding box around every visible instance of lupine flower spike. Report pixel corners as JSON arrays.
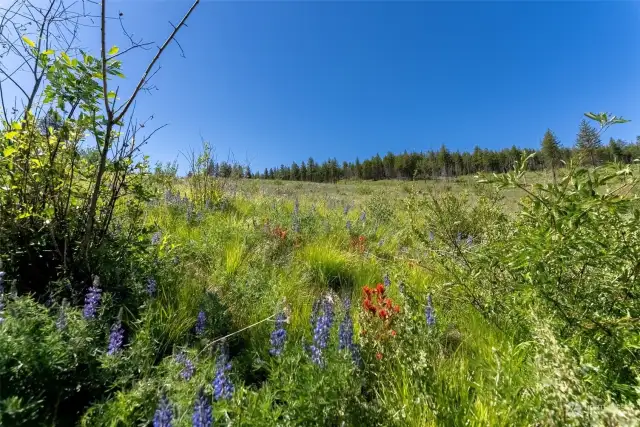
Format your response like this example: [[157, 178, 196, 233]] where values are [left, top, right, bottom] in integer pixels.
[[147, 278, 157, 297], [107, 309, 125, 355], [192, 387, 212, 427], [383, 273, 391, 288], [213, 345, 234, 401], [153, 394, 174, 427], [83, 276, 102, 319], [309, 296, 334, 366], [175, 352, 195, 380], [270, 311, 288, 356], [425, 293, 436, 327], [195, 310, 206, 336]]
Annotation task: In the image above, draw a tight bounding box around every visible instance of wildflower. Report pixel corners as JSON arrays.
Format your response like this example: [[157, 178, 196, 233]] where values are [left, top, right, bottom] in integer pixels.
[[378, 238, 385, 247], [378, 308, 389, 320], [428, 231, 435, 241], [151, 231, 162, 245], [376, 352, 383, 361], [83, 277, 102, 319], [192, 388, 212, 427], [346, 220, 352, 231], [269, 312, 287, 356], [456, 232, 462, 244], [310, 298, 321, 329], [147, 278, 157, 296], [153, 394, 174, 427], [391, 330, 397, 337], [425, 293, 436, 327], [107, 319, 125, 355], [359, 211, 366, 222], [466, 235, 473, 245], [376, 283, 385, 295], [398, 281, 405, 295], [213, 347, 234, 401], [343, 203, 351, 215], [175, 352, 195, 380], [338, 298, 354, 351], [293, 197, 299, 216], [383, 273, 391, 288], [309, 296, 334, 366], [195, 310, 206, 336]]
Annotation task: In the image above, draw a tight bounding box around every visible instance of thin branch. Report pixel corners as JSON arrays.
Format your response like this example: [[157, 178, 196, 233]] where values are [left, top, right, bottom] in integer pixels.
[[114, 0, 200, 123], [100, 0, 111, 117]]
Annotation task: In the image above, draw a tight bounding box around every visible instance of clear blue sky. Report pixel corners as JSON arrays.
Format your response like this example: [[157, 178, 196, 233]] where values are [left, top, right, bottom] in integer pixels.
[[11, 1, 640, 172]]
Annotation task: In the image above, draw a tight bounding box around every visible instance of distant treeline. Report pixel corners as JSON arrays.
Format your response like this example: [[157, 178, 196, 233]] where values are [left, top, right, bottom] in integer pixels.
[[186, 120, 640, 182]]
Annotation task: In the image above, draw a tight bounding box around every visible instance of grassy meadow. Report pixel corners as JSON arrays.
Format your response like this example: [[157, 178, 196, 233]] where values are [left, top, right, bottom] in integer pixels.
[[0, 2, 639, 424], [11, 162, 640, 426]]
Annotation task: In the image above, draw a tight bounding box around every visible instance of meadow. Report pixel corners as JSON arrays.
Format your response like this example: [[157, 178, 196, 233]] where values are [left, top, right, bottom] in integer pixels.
[[1, 1, 639, 424], [2, 155, 640, 425]]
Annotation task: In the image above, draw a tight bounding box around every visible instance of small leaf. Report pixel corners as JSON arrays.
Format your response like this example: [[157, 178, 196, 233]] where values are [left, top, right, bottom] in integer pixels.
[[108, 46, 119, 56], [61, 52, 71, 65], [107, 91, 116, 99], [11, 122, 22, 130], [3, 146, 17, 156], [4, 132, 18, 141], [43, 49, 54, 55], [22, 35, 35, 47]]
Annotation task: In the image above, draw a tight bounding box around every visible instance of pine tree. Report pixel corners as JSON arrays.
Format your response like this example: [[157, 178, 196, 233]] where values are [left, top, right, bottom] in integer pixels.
[[576, 119, 601, 165], [608, 137, 623, 162], [541, 129, 561, 182]]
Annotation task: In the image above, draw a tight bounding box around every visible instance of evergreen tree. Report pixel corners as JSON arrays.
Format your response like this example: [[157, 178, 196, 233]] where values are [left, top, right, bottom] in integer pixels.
[[541, 129, 561, 182], [608, 137, 623, 162], [576, 119, 601, 165]]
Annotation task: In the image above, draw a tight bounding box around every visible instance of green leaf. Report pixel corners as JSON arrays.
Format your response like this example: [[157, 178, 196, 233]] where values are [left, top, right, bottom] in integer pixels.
[[108, 46, 119, 56], [42, 49, 54, 55], [107, 91, 116, 99], [61, 52, 72, 65], [3, 146, 17, 156], [4, 132, 18, 141], [22, 35, 35, 48]]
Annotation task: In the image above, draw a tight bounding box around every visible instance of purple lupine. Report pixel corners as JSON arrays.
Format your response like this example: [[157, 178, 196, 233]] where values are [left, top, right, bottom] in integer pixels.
[[456, 232, 462, 244], [195, 310, 206, 336], [346, 220, 352, 231], [383, 273, 391, 288], [293, 197, 299, 216], [107, 319, 125, 355], [359, 211, 366, 222], [425, 293, 436, 327], [153, 394, 174, 427], [309, 296, 334, 366], [269, 312, 287, 356], [83, 277, 102, 319], [344, 203, 351, 215], [192, 388, 212, 427], [147, 278, 157, 297], [378, 239, 385, 247], [212, 347, 234, 401], [428, 231, 435, 241], [399, 281, 405, 295], [466, 235, 473, 245], [151, 231, 162, 245], [175, 352, 195, 380], [338, 298, 353, 351]]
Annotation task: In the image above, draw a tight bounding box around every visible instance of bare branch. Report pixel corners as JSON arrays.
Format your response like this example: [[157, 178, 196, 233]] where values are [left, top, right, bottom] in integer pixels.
[[100, 0, 111, 117], [113, 0, 200, 123]]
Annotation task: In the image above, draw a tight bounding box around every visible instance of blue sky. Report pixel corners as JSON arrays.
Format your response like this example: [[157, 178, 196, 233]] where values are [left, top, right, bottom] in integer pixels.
[[7, 1, 640, 172]]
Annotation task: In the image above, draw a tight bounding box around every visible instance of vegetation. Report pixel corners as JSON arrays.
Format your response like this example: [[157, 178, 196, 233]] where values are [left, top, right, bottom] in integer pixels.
[[1, 1, 639, 426]]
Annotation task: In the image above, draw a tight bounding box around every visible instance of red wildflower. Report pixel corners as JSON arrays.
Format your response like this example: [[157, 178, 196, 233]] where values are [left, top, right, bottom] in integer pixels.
[[376, 352, 383, 361], [362, 285, 372, 296], [384, 298, 393, 308], [364, 299, 377, 314], [393, 304, 400, 313], [378, 308, 389, 320], [391, 330, 397, 337], [376, 283, 385, 295]]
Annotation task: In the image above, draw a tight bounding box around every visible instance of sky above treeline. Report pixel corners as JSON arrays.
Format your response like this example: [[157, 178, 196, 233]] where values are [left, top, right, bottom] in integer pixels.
[[5, 1, 640, 173]]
